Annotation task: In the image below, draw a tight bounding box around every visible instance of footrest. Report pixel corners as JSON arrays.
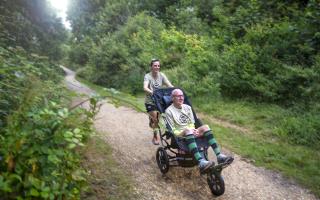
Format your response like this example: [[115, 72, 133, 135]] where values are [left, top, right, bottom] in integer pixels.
[[209, 157, 234, 173]]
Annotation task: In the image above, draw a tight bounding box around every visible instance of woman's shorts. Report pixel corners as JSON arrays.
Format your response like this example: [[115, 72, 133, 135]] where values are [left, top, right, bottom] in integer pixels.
[[145, 103, 157, 112]]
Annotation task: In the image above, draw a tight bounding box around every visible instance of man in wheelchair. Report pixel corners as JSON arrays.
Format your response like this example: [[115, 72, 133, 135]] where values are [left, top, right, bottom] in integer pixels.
[[165, 89, 233, 174]]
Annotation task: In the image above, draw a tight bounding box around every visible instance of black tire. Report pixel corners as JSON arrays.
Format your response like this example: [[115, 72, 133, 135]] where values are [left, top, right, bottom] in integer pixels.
[[207, 172, 225, 196], [156, 147, 169, 174]]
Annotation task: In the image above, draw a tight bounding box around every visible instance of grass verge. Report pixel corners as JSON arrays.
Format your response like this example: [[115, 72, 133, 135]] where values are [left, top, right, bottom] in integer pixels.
[[201, 116, 320, 197], [195, 98, 320, 197], [77, 77, 145, 112], [193, 98, 287, 135], [81, 136, 139, 200]]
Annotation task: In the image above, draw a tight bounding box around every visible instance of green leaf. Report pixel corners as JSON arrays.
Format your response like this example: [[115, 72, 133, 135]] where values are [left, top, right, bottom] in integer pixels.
[[30, 188, 40, 197], [58, 110, 65, 117], [48, 154, 60, 164], [9, 174, 22, 183], [71, 169, 87, 181], [68, 143, 76, 149], [72, 138, 80, 144], [28, 176, 41, 189], [73, 128, 81, 134], [64, 131, 73, 138], [75, 134, 83, 139], [41, 191, 49, 198]]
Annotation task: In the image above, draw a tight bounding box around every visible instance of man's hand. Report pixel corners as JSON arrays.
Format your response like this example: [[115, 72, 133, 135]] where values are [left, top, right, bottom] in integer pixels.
[[192, 129, 200, 137]]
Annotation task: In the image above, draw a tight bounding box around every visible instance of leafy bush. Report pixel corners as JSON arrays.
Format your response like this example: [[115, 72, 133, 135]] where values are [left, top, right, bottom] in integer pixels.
[[68, 37, 95, 67], [0, 46, 62, 128], [0, 78, 98, 199], [160, 29, 221, 98], [85, 13, 166, 94], [0, 45, 98, 199]]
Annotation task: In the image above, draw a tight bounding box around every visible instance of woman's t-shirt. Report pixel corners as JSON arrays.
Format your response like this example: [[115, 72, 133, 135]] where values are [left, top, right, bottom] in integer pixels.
[[144, 72, 170, 104]]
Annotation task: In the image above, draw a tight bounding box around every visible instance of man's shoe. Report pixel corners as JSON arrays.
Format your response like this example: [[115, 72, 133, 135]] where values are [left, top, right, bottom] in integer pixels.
[[217, 154, 233, 164], [199, 160, 214, 174]]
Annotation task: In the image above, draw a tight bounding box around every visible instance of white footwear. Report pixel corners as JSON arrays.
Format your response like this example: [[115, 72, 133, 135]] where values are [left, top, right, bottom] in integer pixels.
[[199, 159, 213, 173], [217, 153, 232, 164]]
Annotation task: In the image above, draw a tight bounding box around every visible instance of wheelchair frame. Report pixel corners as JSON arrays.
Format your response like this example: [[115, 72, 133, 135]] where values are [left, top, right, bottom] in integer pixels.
[[152, 88, 233, 196]]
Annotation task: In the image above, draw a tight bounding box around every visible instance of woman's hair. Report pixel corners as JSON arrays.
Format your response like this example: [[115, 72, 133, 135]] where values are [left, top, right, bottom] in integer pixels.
[[150, 58, 160, 67]]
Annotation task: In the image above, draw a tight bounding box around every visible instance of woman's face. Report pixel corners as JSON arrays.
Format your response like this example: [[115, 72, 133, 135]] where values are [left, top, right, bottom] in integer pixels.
[[151, 61, 160, 73]]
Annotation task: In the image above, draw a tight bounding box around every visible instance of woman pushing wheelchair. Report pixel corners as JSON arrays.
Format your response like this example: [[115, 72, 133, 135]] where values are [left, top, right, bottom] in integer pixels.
[[143, 58, 174, 145]]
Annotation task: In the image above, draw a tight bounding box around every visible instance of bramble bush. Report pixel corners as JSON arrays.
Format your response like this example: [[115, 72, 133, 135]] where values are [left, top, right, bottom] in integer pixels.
[[0, 1, 98, 198], [0, 81, 98, 199], [0, 96, 98, 199], [0, 45, 99, 199], [0, 46, 62, 128]]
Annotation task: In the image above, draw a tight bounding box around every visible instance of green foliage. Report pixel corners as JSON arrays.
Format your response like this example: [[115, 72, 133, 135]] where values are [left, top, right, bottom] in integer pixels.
[[0, 44, 99, 199], [0, 0, 67, 60], [68, 37, 93, 66], [67, 0, 320, 149], [0, 46, 62, 128], [160, 28, 221, 97], [67, 0, 108, 41], [80, 13, 166, 94], [0, 0, 101, 198], [0, 94, 98, 199]]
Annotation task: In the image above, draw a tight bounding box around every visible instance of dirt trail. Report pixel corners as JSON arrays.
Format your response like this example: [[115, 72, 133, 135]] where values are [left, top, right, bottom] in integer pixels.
[[62, 66, 318, 200]]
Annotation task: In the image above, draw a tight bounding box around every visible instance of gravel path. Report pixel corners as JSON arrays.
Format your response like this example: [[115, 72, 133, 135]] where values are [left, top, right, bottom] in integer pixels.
[[62, 66, 318, 200]]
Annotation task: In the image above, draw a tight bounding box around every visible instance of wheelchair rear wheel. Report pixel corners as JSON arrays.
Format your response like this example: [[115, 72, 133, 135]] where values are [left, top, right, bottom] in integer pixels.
[[156, 147, 169, 174], [207, 171, 225, 196]]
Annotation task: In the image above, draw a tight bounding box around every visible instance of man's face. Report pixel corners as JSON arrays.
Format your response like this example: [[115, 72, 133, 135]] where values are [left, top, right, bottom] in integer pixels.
[[151, 61, 160, 73], [172, 90, 184, 107]]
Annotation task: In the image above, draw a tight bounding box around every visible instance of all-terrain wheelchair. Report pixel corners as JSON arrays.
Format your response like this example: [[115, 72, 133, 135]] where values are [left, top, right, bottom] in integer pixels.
[[152, 88, 233, 196]]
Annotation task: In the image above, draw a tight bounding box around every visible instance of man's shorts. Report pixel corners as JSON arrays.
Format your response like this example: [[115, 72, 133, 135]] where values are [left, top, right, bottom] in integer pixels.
[[145, 103, 157, 112]]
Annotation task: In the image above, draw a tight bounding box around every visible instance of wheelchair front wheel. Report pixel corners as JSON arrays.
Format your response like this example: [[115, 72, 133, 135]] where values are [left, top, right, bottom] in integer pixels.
[[156, 147, 169, 174], [207, 171, 225, 196]]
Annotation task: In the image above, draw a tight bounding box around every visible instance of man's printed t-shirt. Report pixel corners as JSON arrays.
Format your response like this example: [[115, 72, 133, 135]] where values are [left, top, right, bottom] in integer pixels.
[[165, 104, 195, 135], [144, 72, 170, 104]]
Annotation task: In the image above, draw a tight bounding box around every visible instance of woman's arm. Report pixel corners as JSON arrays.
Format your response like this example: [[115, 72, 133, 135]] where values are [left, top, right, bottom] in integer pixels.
[[162, 73, 174, 87], [143, 80, 153, 95]]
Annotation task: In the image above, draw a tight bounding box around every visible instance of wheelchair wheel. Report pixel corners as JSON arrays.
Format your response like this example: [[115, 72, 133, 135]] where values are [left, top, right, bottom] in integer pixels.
[[156, 147, 169, 174], [207, 172, 225, 196]]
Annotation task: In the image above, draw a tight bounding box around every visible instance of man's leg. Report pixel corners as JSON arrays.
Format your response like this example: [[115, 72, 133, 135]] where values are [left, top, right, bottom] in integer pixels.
[[203, 130, 221, 156], [198, 125, 232, 164], [183, 129, 213, 173], [185, 134, 202, 161]]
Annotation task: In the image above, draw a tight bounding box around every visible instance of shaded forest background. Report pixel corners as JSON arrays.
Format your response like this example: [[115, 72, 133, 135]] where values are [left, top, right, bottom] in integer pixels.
[[67, 0, 320, 147], [0, 0, 319, 199], [0, 0, 96, 199]]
